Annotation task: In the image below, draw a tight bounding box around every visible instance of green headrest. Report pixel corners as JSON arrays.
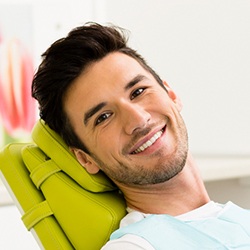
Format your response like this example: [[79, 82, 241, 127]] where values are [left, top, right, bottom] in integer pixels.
[[31, 119, 116, 193]]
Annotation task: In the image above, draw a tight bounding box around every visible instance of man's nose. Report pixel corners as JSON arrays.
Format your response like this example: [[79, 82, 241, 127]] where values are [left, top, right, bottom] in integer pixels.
[[120, 103, 151, 135]]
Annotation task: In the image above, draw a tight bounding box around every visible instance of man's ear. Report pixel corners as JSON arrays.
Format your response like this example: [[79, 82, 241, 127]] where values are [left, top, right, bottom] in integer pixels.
[[70, 148, 100, 174], [163, 80, 183, 111]]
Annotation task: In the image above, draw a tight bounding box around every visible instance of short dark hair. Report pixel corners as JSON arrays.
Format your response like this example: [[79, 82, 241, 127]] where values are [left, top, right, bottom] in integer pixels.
[[32, 22, 163, 153]]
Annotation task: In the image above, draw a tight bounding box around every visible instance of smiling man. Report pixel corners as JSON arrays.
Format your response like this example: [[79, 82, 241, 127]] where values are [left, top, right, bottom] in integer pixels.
[[64, 52, 188, 188], [32, 23, 250, 249]]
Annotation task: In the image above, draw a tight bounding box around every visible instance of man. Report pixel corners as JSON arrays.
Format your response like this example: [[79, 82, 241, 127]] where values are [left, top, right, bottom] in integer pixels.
[[32, 23, 250, 249]]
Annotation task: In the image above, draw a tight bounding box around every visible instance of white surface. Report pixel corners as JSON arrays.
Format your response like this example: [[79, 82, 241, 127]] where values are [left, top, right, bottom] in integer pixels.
[[196, 155, 250, 181], [0, 205, 40, 249], [0, 184, 13, 206], [0, 178, 41, 249]]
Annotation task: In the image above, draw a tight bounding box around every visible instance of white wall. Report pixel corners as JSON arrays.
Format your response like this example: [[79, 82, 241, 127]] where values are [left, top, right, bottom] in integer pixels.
[[21, 0, 92, 67]]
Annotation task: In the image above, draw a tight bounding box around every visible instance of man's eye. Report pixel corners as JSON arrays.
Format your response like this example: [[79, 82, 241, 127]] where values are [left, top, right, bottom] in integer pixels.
[[131, 88, 145, 100], [95, 113, 111, 126]]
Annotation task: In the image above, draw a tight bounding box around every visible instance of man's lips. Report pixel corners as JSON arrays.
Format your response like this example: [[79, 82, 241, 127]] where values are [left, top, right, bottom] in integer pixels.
[[130, 125, 166, 154]]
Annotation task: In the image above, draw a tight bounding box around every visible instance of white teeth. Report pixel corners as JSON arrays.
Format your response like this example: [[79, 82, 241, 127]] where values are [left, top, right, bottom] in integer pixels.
[[133, 130, 163, 154]]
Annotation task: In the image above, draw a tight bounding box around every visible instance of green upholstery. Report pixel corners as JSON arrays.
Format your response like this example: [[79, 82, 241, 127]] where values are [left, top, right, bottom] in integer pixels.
[[0, 119, 127, 249]]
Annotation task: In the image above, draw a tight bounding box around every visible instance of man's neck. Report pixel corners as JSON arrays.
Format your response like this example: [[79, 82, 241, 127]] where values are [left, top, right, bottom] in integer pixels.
[[116, 153, 210, 216]]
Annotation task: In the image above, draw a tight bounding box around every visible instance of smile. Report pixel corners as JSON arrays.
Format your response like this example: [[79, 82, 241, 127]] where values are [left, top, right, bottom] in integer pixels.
[[132, 128, 164, 154]]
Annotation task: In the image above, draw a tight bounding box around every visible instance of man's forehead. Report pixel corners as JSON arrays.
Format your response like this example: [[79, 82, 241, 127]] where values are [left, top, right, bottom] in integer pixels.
[[82, 52, 147, 79], [64, 52, 153, 112], [69, 53, 149, 94]]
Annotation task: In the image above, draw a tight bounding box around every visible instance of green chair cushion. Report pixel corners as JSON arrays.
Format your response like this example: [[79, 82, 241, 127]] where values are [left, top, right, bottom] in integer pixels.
[[32, 119, 116, 192], [0, 120, 127, 249]]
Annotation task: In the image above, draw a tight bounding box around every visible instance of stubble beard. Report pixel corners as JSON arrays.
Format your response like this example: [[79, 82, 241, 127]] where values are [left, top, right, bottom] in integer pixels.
[[90, 115, 189, 186]]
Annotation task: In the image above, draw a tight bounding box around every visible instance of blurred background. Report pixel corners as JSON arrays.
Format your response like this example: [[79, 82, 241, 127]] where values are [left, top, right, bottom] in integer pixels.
[[0, 0, 250, 249]]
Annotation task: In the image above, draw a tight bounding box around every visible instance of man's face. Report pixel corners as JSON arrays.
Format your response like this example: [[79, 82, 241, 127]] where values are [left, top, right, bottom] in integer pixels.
[[64, 52, 188, 186]]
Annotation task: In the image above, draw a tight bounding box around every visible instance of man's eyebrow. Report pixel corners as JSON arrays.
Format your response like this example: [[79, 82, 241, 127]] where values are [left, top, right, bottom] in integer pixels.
[[84, 102, 107, 126], [124, 74, 147, 91]]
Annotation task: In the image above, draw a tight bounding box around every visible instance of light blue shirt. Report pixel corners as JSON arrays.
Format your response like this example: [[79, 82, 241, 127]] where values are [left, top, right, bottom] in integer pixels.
[[110, 202, 250, 249]]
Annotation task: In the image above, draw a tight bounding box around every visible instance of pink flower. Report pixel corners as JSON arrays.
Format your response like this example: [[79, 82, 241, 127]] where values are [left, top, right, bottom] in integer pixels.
[[0, 38, 37, 136]]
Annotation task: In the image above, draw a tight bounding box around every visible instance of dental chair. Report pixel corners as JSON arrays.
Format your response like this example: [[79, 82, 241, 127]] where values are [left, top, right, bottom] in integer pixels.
[[0, 119, 127, 249]]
